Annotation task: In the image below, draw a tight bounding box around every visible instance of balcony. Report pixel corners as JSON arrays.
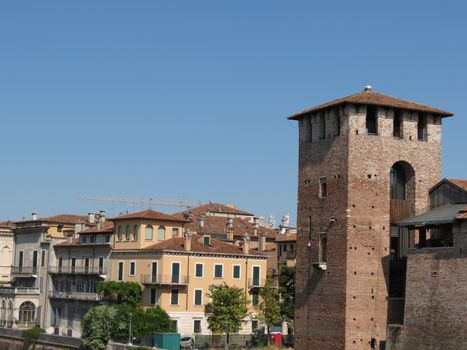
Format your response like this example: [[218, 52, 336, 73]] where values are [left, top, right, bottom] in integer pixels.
[[390, 199, 413, 224], [11, 266, 37, 277], [248, 278, 266, 289], [48, 290, 102, 301], [141, 274, 189, 286], [48, 266, 107, 275], [0, 287, 40, 295]]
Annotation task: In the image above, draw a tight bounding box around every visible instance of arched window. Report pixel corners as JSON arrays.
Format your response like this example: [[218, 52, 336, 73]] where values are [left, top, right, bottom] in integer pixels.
[[117, 226, 123, 241], [133, 225, 139, 241], [145, 225, 153, 240], [125, 225, 131, 241], [158, 226, 166, 241], [19, 301, 36, 323], [390, 164, 406, 200]]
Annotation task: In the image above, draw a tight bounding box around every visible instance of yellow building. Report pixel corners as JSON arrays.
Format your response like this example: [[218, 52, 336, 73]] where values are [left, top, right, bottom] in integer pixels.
[[109, 209, 268, 336]]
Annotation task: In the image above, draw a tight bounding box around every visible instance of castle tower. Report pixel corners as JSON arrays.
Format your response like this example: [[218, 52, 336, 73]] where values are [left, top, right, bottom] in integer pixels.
[[289, 87, 452, 350]]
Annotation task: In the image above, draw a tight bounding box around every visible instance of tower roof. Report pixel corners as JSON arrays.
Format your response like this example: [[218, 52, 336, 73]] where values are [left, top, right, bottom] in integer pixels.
[[288, 87, 453, 120]]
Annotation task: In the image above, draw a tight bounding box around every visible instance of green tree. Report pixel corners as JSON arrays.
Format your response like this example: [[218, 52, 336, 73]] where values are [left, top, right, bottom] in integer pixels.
[[22, 326, 44, 350], [279, 265, 295, 331], [205, 283, 249, 344], [96, 281, 142, 307], [258, 278, 281, 343], [81, 305, 123, 350]]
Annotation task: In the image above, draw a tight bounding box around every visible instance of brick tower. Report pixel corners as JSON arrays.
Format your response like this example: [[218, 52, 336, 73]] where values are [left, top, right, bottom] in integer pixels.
[[289, 87, 452, 350]]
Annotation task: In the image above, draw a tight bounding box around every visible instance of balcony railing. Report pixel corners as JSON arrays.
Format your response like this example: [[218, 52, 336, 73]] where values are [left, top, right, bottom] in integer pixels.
[[48, 266, 107, 275], [0, 287, 40, 295], [141, 274, 189, 286], [11, 266, 37, 275], [48, 290, 102, 301], [248, 278, 266, 289]]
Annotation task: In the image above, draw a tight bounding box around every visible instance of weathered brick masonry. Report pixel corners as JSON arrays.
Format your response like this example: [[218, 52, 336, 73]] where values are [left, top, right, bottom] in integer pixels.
[[289, 88, 451, 350]]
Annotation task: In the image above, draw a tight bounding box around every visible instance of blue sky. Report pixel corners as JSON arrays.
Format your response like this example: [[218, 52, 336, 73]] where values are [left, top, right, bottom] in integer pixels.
[[0, 1, 466, 224]]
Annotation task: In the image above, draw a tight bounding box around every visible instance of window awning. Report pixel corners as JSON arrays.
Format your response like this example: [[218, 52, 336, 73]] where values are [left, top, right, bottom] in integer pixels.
[[398, 204, 466, 227]]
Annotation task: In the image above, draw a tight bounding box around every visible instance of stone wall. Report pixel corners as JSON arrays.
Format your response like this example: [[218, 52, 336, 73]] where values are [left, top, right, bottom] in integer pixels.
[[0, 327, 81, 350]]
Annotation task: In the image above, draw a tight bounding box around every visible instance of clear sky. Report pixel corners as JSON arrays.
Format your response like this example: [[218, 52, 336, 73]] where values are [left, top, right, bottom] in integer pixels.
[[1, 1, 466, 224]]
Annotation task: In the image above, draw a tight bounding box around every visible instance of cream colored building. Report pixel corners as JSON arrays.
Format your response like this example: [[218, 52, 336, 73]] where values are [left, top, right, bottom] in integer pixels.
[[0, 221, 14, 287], [110, 209, 268, 336]]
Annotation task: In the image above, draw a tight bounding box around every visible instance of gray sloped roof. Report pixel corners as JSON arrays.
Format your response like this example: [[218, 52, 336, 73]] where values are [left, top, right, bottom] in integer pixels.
[[399, 204, 466, 227]]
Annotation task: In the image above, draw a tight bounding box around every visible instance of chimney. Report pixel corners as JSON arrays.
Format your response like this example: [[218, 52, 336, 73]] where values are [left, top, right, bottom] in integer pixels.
[[243, 234, 250, 254], [184, 230, 192, 252], [99, 210, 106, 223], [259, 234, 266, 253], [32, 212, 37, 221], [253, 217, 259, 236], [88, 213, 96, 224], [199, 215, 205, 230], [226, 217, 234, 240]]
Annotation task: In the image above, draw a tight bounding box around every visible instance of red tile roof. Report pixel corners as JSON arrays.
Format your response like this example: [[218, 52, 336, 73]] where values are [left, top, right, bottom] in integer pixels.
[[142, 234, 263, 256], [0, 220, 15, 229], [174, 203, 253, 218], [275, 234, 297, 243], [79, 221, 114, 235], [448, 179, 467, 191], [110, 209, 188, 223], [288, 88, 453, 120], [16, 214, 88, 225]]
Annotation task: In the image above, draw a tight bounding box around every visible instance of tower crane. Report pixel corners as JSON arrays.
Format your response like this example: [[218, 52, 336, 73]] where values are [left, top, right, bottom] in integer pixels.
[[79, 195, 208, 209]]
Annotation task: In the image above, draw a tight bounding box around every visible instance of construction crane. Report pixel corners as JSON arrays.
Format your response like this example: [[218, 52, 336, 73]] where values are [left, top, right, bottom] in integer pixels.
[[79, 196, 208, 209]]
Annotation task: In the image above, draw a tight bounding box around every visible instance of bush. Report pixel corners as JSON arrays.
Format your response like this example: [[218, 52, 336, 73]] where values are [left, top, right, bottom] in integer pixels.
[[22, 327, 45, 350]]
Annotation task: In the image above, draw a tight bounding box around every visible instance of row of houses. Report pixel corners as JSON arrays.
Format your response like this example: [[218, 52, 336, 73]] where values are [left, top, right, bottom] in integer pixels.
[[0, 203, 296, 337]]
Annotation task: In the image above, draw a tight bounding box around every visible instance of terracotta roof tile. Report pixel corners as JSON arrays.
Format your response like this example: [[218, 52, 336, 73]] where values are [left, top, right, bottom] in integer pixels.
[[288, 88, 453, 120], [448, 179, 467, 191], [0, 220, 15, 229], [110, 209, 188, 223], [275, 234, 297, 242], [79, 221, 114, 235]]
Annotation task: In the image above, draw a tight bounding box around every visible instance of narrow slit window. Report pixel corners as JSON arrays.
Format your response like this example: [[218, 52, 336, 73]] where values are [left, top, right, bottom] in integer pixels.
[[319, 113, 326, 140], [319, 177, 327, 198], [366, 106, 378, 134], [306, 116, 313, 143], [336, 111, 341, 136], [418, 114, 427, 140], [319, 233, 328, 263], [393, 110, 402, 138]]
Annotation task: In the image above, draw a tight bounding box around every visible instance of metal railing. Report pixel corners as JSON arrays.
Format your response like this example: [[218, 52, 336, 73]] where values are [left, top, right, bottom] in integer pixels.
[[0, 287, 40, 295], [48, 266, 107, 275], [48, 290, 102, 301], [11, 266, 37, 275], [141, 274, 189, 285]]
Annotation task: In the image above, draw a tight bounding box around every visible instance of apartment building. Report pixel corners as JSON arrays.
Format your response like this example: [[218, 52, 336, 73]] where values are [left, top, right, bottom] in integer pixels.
[[109, 209, 268, 336], [2, 213, 92, 330], [49, 216, 112, 337], [276, 233, 296, 268]]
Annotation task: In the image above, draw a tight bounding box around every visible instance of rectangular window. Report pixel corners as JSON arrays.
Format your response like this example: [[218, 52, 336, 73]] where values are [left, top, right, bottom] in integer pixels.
[[41, 250, 46, 267], [71, 258, 76, 273], [32, 251, 38, 268], [393, 110, 402, 138], [194, 320, 201, 334], [418, 114, 427, 140], [171, 289, 179, 305], [172, 228, 179, 237], [129, 262, 136, 276], [19, 251, 24, 267], [194, 289, 203, 306], [58, 257, 63, 272], [319, 113, 326, 140], [319, 233, 328, 263], [366, 106, 378, 134], [233, 265, 241, 279], [214, 264, 223, 278], [172, 320, 178, 333], [150, 288, 157, 305], [85, 258, 90, 273], [89, 235, 95, 244], [252, 320, 258, 332], [171, 263, 180, 283], [252, 292, 259, 307], [195, 263, 203, 278], [105, 235, 111, 243], [151, 262, 158, 283], [203, 236, 210, 245], [82, 235, 87, 244], [99, 257, 104, 274], [319, 177, 327, 198], [118, 262, 124, 281], [252, 266, 260, 286]]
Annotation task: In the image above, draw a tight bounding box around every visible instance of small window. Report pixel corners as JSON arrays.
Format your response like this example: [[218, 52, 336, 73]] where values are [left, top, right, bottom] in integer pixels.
[[233, 265, 241, 279], [105, 235, 111, 243], [194, 289, 203, 306], [89, 235, 95, 244], [150, 288, 157, 305], [41, 250, 46, 267], [172, 228, 179, 237], [194, 320, 201, 334], [214, 264, 223, 278], [82, 236, 87, 244], [418, 113, 427, 140], [32, 251, 38, 268], [129, 262, 136, 276], [393, 110, 402, 138], [252, 320, 258, 332], [319, 177, 327, 198], [145, 225, 153, 240], [125, 225, 131, 241], [366, 106, 378, 134], [203, 236, 210, 245], [171, 289, 179, 305], [252, 292, 259, 307], [319, 233, 328, 263], [319, 113, 326, 140], [133, 225, 139, 241], [117, 226, 123, 241], [195, 263, 203, 278], [158, 226, 166, 241], [118, 262, 124, 281]]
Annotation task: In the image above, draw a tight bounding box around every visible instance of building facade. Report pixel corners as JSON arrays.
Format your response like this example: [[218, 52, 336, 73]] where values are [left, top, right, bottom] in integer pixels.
[[289, 87, 452, 349]]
